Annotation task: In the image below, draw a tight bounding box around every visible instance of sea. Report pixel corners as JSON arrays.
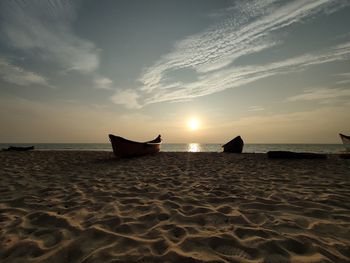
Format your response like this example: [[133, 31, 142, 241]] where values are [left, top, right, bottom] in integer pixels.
[[0, 143, 346, 153]]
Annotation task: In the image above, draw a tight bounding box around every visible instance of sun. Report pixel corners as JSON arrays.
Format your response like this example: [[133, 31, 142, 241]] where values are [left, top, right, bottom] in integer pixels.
[[187, 118, 200, 131]]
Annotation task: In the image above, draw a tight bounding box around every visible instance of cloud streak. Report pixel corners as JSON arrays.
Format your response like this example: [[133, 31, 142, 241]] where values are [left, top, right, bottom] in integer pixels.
[[287, 87, 350, 102], [111, 89, 141, 109], [248, 106, 265, 112], [94, 76, 113, 90], [111, 0, 350, 108], [334, 72, 350, 85], [0, 58, 48, 86], [0, 0, 112, 90], [1, 0, 99, 73]]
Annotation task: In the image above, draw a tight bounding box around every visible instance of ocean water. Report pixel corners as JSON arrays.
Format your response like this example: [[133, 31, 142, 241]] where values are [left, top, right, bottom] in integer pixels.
[[0, 143, 346, 153]]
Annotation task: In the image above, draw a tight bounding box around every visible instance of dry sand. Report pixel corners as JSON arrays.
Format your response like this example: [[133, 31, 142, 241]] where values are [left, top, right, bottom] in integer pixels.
[[0, 151, 350, 263]]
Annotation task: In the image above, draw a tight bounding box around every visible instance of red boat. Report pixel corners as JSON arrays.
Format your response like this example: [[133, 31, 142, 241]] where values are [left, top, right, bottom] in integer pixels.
[[109, 134, 161, 158]]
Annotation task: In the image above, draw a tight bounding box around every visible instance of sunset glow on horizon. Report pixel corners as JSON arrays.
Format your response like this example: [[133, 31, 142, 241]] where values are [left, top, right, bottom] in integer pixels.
[[0, 0, 349, 143], [187, 118, 200, 131]]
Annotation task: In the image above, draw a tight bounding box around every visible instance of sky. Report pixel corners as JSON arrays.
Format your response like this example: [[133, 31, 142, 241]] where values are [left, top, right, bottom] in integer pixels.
[[1, 0, 350, 143]]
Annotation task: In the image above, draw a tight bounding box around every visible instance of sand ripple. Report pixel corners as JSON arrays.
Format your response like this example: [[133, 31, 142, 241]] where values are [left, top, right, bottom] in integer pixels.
[[1, 151, 350, 262]]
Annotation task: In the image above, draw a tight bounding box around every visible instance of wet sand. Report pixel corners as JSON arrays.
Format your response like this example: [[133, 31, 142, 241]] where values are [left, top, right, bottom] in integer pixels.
[[0, 151, 350, 263]]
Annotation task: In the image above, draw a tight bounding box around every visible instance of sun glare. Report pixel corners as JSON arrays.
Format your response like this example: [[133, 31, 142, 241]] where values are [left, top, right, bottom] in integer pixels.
[[187, 118, 200, 131], [188, 143, 201, 152]]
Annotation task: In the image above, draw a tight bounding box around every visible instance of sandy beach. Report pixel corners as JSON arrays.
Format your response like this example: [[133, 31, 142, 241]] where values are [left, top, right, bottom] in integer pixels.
[[0, 151, 349, 263]]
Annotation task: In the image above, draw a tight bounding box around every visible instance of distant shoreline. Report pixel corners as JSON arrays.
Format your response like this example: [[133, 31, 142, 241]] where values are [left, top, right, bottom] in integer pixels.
[[0, 143, 346, 154]]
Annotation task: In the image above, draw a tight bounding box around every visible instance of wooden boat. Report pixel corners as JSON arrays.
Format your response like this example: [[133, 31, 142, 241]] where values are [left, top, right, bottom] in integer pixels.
[[3, 146, 34, 151], [109, 134, 161, 158], [339, 133, 350, 151], [222, 135, 244, 153]]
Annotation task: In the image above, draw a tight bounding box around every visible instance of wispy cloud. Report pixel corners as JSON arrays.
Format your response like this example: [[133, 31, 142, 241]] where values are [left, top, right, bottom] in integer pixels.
[[1, 0, 99, 73], [114, 41, 350, 108], [111, 89, 141, 109], [225, 104, 350, 143], [248, 106, 265, 112], [336, 79, 350, 85], [0, 0, 112, 89], [94, 76, 113, 90], [334, 72, 350, 85], [287, 87, 350, 102], [0, 58, 48, 86], [111, 0, 350, 108]]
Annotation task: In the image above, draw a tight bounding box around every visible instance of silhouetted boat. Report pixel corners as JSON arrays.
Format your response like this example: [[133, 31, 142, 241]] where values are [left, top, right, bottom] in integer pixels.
[[339, 133, 350, 151], [109, 134, 161, 158], [3, 146, 34, 151], [222, 135, 244, 153]]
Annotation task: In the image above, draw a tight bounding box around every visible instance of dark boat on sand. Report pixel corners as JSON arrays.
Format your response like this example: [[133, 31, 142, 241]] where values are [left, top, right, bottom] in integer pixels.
[[109, 134, 161, 158], [222, 135, 244, 153], [339, 133, 350, 151], [3, 146, 35, 151]]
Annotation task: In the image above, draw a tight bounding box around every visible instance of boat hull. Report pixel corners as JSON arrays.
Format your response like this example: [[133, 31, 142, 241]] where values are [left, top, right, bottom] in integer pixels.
[[109, 134, 161, 158], [339, 133, 350, 151], [3, 146, 34, 151]]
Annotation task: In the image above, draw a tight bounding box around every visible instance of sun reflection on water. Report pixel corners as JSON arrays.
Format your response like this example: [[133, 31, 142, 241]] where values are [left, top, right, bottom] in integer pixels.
[[188, 143, 201, 152]]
